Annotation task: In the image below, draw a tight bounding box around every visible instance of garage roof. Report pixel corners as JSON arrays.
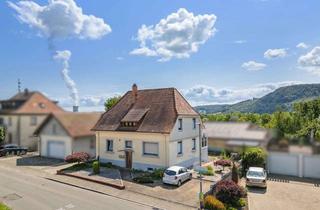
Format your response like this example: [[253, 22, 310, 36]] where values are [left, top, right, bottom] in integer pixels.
[[34, 112, 102, 138]]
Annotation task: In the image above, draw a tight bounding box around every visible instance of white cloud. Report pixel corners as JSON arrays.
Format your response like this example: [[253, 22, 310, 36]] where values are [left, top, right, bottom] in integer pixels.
[[298, 46, 320, 75], [241, 61, 266, 71], [296, 42, 309, 49], [56, 93, 121, 111], [8, 0, 111, 40], [130, 8, 217, 61], [264, 48, 288, 59], [234, 40, 247, 44], [183, 81, 302, 106]]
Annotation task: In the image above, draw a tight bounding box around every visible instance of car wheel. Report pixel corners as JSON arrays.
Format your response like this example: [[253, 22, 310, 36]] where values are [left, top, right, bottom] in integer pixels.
[[17, 151, 20, 156], [5, 151, 9, 156], [189, 174, 193, 180], [177, 180, 182, 187]]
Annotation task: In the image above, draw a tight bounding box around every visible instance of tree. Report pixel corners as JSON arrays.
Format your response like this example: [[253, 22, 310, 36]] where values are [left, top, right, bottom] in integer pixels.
[[241, 147, 267, 173], [104, 96, 121, 111], [0, 126, 5, 145]]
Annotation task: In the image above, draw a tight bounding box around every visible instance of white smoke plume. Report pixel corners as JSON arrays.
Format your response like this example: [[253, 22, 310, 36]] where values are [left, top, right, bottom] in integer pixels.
[[8, 0, 111, 106], [53, 50, 79, 106]]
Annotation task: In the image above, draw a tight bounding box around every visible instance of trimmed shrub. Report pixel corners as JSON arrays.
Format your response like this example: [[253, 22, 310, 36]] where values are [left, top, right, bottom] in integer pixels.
[[65, 152, 90, 164], [92, 161, 100, 174], [204, 195, 226, 210], [226, 207, 237, 210], [231, 164, 239, 184], [200, 170, 214, 176], [215, 159, 232, 167], [151, 168, 165, 179], [207, 165, 213, 171], [241, 148, 266, 172], [237, 198, 246, 207], [133, 176, 154, 184], [278, 138, 289, 148], [215, 180, 246, 206]]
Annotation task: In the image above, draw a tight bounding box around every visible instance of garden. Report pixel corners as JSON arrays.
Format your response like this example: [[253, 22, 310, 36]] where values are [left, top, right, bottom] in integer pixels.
[[203, 147, 267, 210], [57, 152, 124, 189]]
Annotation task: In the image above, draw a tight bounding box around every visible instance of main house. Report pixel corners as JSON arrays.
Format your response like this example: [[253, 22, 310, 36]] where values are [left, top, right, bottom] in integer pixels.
[[34, 112, 102, 159], [92, 84, 208, 171], [0, 89, 64, 150]]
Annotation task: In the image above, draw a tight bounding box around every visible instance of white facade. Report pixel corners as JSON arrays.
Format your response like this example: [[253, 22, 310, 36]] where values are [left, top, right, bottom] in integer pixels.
[[97, 116, 208, 170]]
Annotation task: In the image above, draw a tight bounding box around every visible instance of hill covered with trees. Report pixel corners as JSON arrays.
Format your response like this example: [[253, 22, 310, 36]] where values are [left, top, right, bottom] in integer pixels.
[[196, 84, 320, 114]]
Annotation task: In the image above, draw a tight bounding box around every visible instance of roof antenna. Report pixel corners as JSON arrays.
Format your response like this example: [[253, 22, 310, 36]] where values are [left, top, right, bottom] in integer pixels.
[[18, 78, 21, 93]]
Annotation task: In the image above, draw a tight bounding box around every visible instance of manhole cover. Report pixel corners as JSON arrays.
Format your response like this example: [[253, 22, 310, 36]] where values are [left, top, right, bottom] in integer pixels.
[[2, 193, 22, 201]]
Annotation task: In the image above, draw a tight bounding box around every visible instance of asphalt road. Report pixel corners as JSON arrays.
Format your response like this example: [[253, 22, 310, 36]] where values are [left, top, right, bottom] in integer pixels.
[[0, 166, 154, 210]]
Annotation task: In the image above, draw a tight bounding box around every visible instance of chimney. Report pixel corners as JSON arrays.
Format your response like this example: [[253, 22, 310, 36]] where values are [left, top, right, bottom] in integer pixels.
[[24, 88, 29, 96], [132, 83, 138, 103], [73, 105, 79, 112]]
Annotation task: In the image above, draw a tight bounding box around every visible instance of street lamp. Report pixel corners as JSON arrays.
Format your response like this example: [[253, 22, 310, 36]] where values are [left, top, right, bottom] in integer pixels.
[[198, 122, 204, 209]]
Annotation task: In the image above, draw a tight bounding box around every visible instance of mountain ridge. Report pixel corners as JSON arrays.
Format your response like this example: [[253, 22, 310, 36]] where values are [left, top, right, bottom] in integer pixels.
[[195, 83, 320, 114]]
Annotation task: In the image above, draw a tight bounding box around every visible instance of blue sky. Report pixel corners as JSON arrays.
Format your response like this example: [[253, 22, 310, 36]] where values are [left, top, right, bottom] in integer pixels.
[[1, 0, 320, 111]]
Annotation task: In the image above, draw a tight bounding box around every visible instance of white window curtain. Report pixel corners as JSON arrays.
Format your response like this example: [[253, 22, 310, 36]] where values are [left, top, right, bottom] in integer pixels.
[[143, 142, 159, 156]]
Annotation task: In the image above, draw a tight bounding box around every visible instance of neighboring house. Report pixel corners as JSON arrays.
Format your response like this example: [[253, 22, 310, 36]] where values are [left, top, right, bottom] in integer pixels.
[[92, 84, 208, 171], [204, 122, 271, 153], [34, 112, 102, 159], [0, 89, 64, 150]]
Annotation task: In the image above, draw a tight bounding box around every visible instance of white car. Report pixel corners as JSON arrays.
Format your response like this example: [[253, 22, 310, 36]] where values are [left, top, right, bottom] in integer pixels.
[[162, 166, 192, 186], [246, 167, 267, 188]]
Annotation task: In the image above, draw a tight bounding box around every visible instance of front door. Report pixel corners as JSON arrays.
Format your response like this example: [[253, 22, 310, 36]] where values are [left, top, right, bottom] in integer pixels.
[[125, 150, 132, 169]]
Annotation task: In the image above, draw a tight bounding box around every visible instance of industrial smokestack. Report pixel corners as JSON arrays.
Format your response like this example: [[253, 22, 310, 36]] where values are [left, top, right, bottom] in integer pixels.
[[73, 106, 79, 112]]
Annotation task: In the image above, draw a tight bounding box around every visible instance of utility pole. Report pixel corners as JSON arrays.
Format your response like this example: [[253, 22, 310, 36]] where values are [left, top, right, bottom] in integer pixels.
[[198, 122, 204, 209]]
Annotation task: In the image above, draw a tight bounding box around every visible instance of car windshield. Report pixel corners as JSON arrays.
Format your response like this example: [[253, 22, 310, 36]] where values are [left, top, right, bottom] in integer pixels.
[[247, 171, 264, 177], [165, 170, 176, 176]]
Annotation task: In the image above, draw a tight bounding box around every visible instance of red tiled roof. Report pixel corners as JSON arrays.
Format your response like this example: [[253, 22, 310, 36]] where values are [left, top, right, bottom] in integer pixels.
[[35, 112, 102, 138], [92, 87, 199, 133], [0, 91, 64, 114]]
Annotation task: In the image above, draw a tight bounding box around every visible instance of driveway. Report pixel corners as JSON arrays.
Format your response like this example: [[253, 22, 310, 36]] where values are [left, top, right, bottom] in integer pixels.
[[248, 175, 320, 210], [124, 178, 211, 208]]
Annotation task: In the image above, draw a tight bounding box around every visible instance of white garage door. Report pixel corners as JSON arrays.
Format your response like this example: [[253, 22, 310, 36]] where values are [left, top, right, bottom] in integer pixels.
[[303, 155, 320, 179], [47, 141, 66, 159], [268, 152, 299, 176]]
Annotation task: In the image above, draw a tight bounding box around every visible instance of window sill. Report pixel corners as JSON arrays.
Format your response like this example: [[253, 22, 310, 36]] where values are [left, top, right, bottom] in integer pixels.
[[105, 151, 114, 154], [191, 149, 196, 153], [142, 154, 159, 158], [177, 153, 183, 157]]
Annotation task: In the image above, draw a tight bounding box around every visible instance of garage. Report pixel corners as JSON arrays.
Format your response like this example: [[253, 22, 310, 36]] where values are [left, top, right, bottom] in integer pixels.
[[267, 152, 299, 177], [47, 141, 66, 159]]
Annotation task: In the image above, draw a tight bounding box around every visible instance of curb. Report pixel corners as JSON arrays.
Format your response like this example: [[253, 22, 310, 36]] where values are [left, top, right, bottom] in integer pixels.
[[57, 170, 125, 190]]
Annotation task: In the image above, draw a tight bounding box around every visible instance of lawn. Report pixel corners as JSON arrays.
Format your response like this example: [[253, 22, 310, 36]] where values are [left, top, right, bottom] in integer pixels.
[[0, 203, 11, 210]]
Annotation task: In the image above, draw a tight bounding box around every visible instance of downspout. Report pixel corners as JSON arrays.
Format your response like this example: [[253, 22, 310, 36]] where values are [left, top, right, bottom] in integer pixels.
[[97, 131, 100, 161]]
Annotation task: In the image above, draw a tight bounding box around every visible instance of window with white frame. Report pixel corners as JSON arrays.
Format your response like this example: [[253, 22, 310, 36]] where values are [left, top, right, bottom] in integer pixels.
[[202, 136, 207, 147], [30, 116, 37, 126], [192, 138, 196, 151], [177, 141, 183, 155], [106, 139, 113, 152], [143, 142, 159, 156], [178, 118, 183, 131], [192, 118, 196, 129], [125, 140, 132, 149]]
